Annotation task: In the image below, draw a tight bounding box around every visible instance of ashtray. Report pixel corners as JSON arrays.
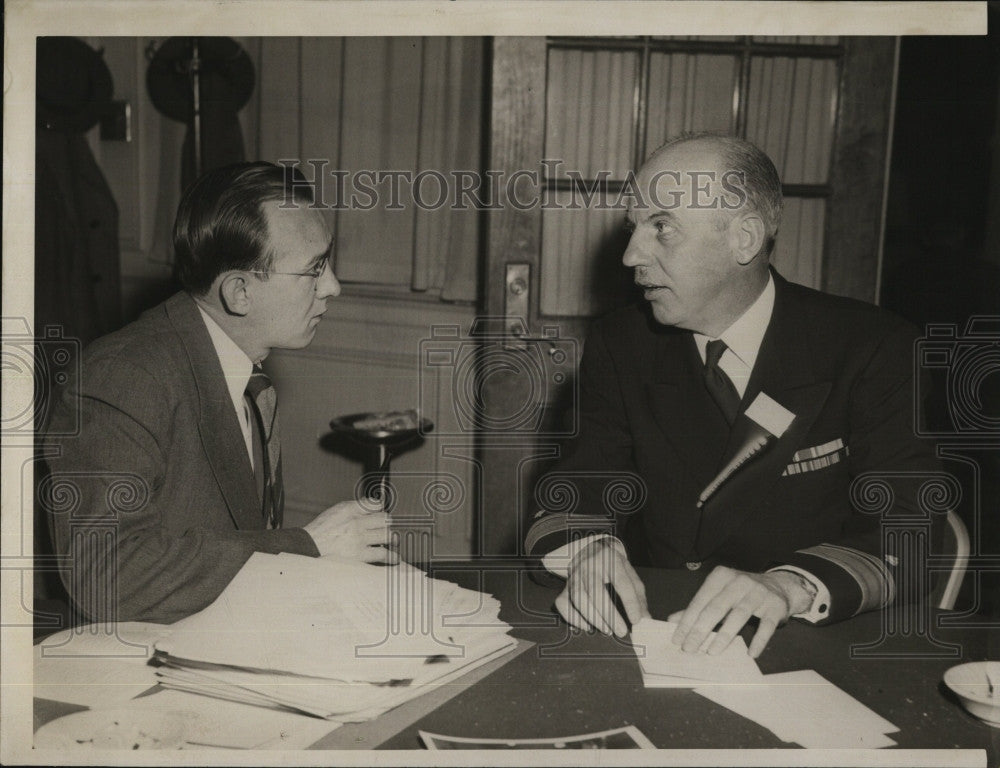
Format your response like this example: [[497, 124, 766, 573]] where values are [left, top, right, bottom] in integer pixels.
[[943, 661, 1000, 727], [330, 409, 433, 444]]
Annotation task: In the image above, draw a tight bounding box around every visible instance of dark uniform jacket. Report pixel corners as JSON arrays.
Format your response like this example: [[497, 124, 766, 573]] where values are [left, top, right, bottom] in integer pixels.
[[525, 272, 942, 623]]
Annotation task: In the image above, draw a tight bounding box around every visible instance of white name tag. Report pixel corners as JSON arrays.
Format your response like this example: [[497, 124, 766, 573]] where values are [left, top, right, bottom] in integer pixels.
[[744, 392, 795, 437]]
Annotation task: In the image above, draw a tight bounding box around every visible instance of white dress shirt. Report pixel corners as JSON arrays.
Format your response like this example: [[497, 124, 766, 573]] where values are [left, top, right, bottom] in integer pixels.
[[541, 274, 832, 623], [691, 272, 775, 397], [196, 304, 256, 470]]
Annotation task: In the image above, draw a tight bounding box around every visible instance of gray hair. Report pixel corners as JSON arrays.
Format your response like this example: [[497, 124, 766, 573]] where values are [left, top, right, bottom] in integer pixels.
[[650, 132, 784, 258]]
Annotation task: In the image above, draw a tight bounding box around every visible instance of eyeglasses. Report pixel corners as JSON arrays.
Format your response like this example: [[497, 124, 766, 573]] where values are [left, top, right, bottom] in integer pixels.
[[245, 254, 334, 282]]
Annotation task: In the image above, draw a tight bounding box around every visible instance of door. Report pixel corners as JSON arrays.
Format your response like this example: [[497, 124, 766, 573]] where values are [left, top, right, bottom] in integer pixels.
[[478, 35, 898, 556]]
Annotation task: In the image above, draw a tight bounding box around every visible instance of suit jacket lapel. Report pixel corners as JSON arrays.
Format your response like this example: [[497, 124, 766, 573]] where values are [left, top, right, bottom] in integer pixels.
[[166, 292, 261, 530], [695, 274, 833, 556], [646, 330, 732, 487]]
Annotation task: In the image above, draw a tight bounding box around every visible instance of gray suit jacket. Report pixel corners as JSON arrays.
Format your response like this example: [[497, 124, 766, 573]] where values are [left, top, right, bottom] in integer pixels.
[[45, 291, 319, 624]]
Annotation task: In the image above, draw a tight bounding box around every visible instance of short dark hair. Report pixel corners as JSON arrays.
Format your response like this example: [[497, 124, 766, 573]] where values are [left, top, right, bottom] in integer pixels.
[[173, 162, 315, 294], [651, 132, 784, 258]]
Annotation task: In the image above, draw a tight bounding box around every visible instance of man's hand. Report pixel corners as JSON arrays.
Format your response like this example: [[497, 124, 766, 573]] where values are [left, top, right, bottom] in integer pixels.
[[668, 566, 812, 658], [303, 500, 398, 564], [554, 538, 649, 637]]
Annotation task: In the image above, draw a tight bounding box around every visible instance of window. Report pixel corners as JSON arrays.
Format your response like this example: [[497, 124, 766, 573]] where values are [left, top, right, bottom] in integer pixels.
[[541, 36, 842, 316]]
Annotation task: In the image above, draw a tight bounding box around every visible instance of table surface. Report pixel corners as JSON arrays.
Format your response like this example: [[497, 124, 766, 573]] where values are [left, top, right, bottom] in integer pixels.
[[35, 560, 1000, 758]]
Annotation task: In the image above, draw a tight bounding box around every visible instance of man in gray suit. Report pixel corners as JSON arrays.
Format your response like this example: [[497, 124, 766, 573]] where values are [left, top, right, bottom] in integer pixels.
[[45, 162, 394, 624]]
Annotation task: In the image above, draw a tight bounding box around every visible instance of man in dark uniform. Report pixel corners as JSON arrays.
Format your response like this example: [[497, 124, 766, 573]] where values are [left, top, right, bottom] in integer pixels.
[[525, 134, 940, 657]]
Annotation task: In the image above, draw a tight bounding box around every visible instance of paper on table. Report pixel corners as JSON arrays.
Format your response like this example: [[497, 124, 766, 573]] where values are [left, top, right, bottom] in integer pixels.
[[694, 669, 899, 748], [128, 688, 337, 750], [34, 622, 172, 708], [155, 632, 518, 721], [630, 618, 764, 686], [155, 554, 508, 683]]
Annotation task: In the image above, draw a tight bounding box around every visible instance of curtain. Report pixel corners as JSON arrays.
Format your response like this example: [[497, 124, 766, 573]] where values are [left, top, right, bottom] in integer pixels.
[[541, 49, 638, 316], [412, 37, 483, 301], [645, 52, 738, 147], [772, 197, 825, 289], [545, 49, 636, 180], [746, 55, 838, 289], [255, 37, 483, 303], [745, 56, 837, 185]]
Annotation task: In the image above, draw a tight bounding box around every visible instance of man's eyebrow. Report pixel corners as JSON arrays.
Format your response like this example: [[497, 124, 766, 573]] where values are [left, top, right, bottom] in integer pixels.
[[309, 243, 333, 267], [638, 211, 678, 227]]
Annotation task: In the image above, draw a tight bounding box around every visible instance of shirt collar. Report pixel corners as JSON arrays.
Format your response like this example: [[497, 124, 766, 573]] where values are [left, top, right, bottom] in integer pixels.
[[693, 273, 775, 370], [196, 304, 255, 408]]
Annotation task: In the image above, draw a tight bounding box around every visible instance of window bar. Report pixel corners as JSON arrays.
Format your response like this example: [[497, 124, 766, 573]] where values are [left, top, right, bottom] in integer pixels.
[[547, 37, 843, 59], [635, 37, 652, 165], [735, 37, 752, 138]]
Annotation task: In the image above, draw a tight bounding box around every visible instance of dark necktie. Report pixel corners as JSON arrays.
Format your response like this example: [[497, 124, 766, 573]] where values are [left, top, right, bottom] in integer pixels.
[[245, 365, 284, 528], [703, 339, 741, 425]]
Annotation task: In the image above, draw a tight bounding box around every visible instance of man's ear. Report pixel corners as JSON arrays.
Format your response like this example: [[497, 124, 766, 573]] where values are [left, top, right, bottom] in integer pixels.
[[734, 213, 767, 266], [218, 272, 252, 317]]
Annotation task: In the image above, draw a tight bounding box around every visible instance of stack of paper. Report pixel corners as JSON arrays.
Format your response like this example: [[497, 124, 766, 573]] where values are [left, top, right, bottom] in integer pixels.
[[630, 618, 765, 686], [153, 553, 516, 721], [694, 670, 900, 748]]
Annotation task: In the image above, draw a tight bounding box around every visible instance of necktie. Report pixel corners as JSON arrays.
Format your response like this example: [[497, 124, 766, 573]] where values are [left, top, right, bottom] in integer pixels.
[[703, 339, 742, 425], [245, 365, 284, 528]]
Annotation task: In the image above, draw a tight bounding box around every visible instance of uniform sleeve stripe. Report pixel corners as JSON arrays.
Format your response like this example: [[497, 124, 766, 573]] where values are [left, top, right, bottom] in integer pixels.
[[524, 514, 615, 555], [794, 543, 895, 614]]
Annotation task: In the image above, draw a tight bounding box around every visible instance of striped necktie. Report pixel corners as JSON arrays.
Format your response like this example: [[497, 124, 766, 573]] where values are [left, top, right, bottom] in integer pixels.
[[245, 365, 284, 528], [703, 339, 742, 425]]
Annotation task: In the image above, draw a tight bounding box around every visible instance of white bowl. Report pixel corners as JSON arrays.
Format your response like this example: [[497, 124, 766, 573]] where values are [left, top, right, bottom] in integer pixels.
[[944, 661, 1000, 727]]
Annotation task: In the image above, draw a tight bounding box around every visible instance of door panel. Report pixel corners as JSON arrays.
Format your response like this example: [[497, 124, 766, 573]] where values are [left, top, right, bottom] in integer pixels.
[[479, 38, 593, 555]]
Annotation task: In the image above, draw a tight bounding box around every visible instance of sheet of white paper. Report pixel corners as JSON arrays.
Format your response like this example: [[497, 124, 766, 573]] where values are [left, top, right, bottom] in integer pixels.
[[34, 622, 172, 708], [640, 672, 727, 688], [128, 688, 337, 750], [156, 553, 512, 683], [694, 669, 899, 748], [630, 618, 764, 685]]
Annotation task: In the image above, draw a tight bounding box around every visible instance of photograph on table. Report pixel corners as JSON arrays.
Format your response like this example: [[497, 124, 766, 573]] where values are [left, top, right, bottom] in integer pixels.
[[419, 724, 656, 749]]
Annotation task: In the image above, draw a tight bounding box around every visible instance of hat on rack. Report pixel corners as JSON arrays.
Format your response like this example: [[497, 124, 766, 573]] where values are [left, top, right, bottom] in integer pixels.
[[36, 37, 114, 133], [146, 37, 255, 123]]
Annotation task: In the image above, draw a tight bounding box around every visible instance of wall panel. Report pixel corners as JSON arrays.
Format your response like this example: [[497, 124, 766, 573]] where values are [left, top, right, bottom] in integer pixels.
[[267, 295, 476, 559]]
